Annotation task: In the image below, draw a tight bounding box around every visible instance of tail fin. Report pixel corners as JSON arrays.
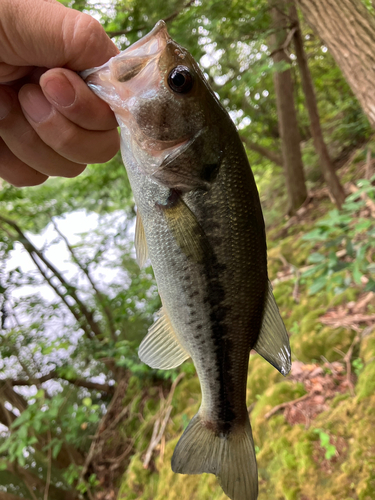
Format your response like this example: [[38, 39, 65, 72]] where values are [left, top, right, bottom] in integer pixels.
[[171, 413, 258, 500]]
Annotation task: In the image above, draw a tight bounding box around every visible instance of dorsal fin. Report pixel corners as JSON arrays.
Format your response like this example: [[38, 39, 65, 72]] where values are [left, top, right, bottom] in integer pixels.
[[135, 210, 148, 268], [138, 307, 190, 370], [254, 281, 291, 376]]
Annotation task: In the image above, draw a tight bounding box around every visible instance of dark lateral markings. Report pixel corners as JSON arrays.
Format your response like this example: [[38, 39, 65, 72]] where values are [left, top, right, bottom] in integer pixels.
[[200, 249, 237, 433]]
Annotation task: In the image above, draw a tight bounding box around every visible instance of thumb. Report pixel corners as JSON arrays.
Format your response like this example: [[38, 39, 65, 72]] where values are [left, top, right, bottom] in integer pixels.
[[0, 0, 118, 71]]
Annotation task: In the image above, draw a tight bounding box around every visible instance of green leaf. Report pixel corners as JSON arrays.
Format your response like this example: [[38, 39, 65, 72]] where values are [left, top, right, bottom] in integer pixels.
[[35, 389, 45, 399], [52, 440, 63, 459], [82, 397, 92, 407], [309, 276, 328, 295], [308, 253, 325, 263]]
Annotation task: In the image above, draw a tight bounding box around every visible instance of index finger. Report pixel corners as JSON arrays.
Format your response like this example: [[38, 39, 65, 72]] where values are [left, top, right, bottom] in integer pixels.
[[39, 68, 118, 131]]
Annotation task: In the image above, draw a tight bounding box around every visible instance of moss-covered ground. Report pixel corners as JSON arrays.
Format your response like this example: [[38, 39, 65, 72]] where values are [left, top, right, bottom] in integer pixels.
[[117, 195, 375, 500]]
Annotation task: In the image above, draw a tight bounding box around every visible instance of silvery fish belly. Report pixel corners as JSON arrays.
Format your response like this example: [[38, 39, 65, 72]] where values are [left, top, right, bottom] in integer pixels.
[[82, 21, 291, 500]]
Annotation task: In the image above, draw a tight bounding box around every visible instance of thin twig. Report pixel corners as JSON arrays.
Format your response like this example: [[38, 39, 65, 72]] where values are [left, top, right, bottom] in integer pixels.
[[51, 218, 117, 341], [142, 373, 185, 468], [269, 26, 297, 58], [265, 393, 310, 419], [333, 334, 360, 397], [0, 215, 104, 339], [320, 356, 338, 376], [23, 481, 38, 500]]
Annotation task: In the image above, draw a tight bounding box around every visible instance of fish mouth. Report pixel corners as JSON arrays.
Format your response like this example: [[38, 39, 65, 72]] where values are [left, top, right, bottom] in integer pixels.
[[80, 21, 170, 111]]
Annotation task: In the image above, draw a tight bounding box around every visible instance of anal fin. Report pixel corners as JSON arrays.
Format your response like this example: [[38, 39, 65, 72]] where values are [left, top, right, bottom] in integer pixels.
[[254, 281, 291, 376], [138, 307, 190, 370]]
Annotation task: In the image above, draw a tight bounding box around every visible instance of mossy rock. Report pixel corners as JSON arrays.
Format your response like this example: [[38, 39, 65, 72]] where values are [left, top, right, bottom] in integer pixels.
[[172, 375, 201, 416], [251, 381, 306, 444], [360, 328, 375, 363], [355, 328, 375, 400], [273, 281, 298, 314], [356, 361, 375, 400], [254, 392, 375, 500], [291, 324, 355, 363]]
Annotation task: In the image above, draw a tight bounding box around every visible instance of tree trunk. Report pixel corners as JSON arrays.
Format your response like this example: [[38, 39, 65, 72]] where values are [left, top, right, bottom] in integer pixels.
[[270, 1, 308, 214], [289, 1, 346, 208], [297, 0, 375, 129]]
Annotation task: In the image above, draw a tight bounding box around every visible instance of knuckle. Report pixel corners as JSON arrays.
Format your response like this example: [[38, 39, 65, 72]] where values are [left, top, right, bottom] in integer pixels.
[[70, 14, 107, 67]]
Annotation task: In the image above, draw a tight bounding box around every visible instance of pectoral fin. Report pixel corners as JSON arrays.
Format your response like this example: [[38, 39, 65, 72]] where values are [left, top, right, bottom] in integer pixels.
[[135, 210, 148, 268], [254, 281, 291, 376], [138, 307, 190, 370], [162, 195, 211, 263]]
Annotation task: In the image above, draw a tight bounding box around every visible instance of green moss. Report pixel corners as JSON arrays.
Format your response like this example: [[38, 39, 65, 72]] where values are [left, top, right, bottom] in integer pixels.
[[292, 326, 356, 363], [360, 329, 375, 363], [118, 453, 154, 499], [356, 362, 375, 400], [247, 355, 284, 402]]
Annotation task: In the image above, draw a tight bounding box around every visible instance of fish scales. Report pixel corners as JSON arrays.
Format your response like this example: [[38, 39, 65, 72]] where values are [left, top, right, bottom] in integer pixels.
[[82, 20, 291, 500], [133, 136, 267, 431]]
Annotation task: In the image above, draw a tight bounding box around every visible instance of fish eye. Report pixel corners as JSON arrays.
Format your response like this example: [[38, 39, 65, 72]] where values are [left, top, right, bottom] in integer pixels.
[[167, 66, 194, 94]]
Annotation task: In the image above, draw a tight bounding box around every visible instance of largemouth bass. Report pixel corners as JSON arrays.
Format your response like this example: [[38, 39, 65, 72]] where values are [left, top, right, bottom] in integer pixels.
[[82, 21, 291, 500]]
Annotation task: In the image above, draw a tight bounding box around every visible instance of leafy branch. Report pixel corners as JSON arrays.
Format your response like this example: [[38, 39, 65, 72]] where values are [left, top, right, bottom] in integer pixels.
[[106, 0, 195, 37]]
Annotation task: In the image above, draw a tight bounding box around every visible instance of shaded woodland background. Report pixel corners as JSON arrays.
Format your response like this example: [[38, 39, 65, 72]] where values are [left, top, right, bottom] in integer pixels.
[[0, 0, 375, 499]]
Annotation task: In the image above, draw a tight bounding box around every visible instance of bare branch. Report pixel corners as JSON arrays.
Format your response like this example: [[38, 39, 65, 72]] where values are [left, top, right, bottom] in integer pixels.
[[265, 393, 310, 419], [10, 370, 116, 394], [143, 373, 185, 468], [0, 215, 104, 340], [0, 381, 27, 413], [0, 399, 16, 427], [240, 136, 283, 166], [269, 25, 297, 59], [51, 218, 117, 341]]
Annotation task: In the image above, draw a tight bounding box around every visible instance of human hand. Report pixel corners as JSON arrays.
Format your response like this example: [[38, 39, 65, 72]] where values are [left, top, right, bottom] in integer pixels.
[[0, 0, 120, 187]]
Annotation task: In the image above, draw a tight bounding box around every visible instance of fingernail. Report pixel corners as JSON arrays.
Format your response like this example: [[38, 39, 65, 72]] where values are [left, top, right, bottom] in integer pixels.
[[43, 74, 76, 107], [0, 92, 11, 120], [22, 87, 52, 123]]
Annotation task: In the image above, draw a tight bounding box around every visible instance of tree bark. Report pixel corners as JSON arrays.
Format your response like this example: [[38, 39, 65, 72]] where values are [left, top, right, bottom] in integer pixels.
[[289, 1, 346, 208], [297, 0, 375, 129], [270, 0, 308, 214]]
